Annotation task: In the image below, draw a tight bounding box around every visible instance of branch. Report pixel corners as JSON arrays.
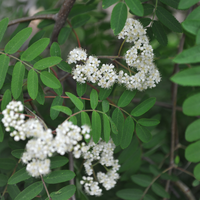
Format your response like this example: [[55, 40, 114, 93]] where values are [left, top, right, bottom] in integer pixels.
[[8, 14, 56, 26], [51, 0, 76, 44], [69, 152, 76, 200]]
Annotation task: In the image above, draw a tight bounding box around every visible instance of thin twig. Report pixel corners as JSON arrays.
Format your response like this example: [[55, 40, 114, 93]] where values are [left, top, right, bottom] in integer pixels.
[[69, 152, 76, 200], [51, 0, 76, 44], [8, 14, 56, 26], [40, 174, 52, 200]]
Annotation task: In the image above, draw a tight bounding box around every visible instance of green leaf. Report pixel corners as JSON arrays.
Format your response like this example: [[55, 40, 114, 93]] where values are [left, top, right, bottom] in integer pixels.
[[131, 174, 152, 187], [91, 111, 101, 143], [10, 22, 30, 39], [178, 0, 199, 9], [50, 42, 61, 57], [139, 18, 151, 27], [171, 66, 200, 86], [0, 174, 8, 187], [90, 89, 98, 109], [27, 69, 38, 100], [125, 0, 144, 17], [14, 181, 43, 200], [186, 119, 200, 142], [196, 28, 200, 45], [143, 4, 154, 16], [0, 18, 9, 43], [173, 45, 200, 64], [0, 123, 5, 142], [65, 92, 83, 110], [52, 105, 72, 116], [40, 71, 61, 89], [37, 19, 54, 29], [71, 14, 90, 28], [182, 20, 200, 35], [117, 90, 136, 107], [57, 61, 72, 73], [102, 100, 109, 113], [0, 158, 16, 170], [50, 156, 69, 169], [183, 93, 200, 116], [103, 114, 111, 142], [116, 189, 143, 200], [77, 83, 87, 97], [21, 38, 50, 61], [194, 163, 200, 180], [99, 87, 113, 100], [0, 54, 10, 89], [185, 140, 200, 162], [11, 149, 24, 159], [5, 27, 32, 54], [69, 116, 77, 125], [50, 96, 63, 120], [8, 167, 31, 185], [159, 0, 179, 9], [7, 185, 20, 199], [48, 185, 76, 200], [34, 57, 62, 70], [138, 118, 160, 126], [156, 6, 182, 33], [152, 182, 170, 198], [36, 84, 45, 105], [131, 97, 156, 117], [109, 117, 118, 135], [11, 62, 25, 99], [43, 170, 75, 184], [102, 0, 118, 9], [58, 27, 71, 45], [152, 21, 168, 46], [1, 89, 12, 111], [121, 116, 134, 149], [136, 123, 152, 143], [111, 108, 124, 146], [81, 112, 91, 126], [28, 30, 45, 47], [111, 2, 127, 35]]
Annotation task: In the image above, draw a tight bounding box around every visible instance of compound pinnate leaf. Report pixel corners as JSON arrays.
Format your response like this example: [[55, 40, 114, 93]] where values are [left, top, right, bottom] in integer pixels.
[[178, 0, 199, 9], [11, 149, 24, 159], [43, 170, 75, 184], [8, 167, 31, 185], [65, 92, 83, 111], [47, 185, 76, 200], [99, 87, 113, 100], [1, 89, 12, 111], [36, 84, 45, 105], [152, 182, 170, 198], [156, 6, 182, 33], [11, 62, 25, 99], [76, 83, 87, 97], [116, 189, 143, 200], [185, 119, 200, 142], [58, 27, 71, 45], [14, 181, 43, 200], [50, 96, 63, 120], [131, 97, 156, 117], [40, 71, 61, 89], [5, 27, 32, 54], [171, 66, 200, 86], [52, 105, 72, 116], [194, 163, 200, 180], [182, 20, 200, 35], [121, 116, 134, 149], [143, 4, 154, 16], [136, 123, 152, 143], [27, 69, 38, 100], [57, 61, 72, 73], [34, 56, 62, 70], [125, 0, 144, 17], [28, 30, 45, 47], [111, 2, 127, 35], [7, 185, 20, 199], [185, 140, 200, 162], [21, 38, 50, 61], [152, 21, 168, 46], [0, 17, 9, 43], [173, 45, 200, 64], [102, 0, 118, 9], [50, 156, 69, 169], [131, 174, 152, 187], [102, 100, 109, 113], [117, 90, 136, 107], [0, 123, 5, 142], [159, 0, 179, 9], [183, 93, 200, 116], [103, 114, 110, 142], [91, 111, 101, 143], [138, 118, 160, 126], [50, 42, 61, 57], [0, 54, 10, 89], [90, 89, 98, 109]]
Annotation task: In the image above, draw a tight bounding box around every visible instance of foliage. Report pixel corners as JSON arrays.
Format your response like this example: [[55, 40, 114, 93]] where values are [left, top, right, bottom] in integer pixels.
[[0, 0, 200, 200]]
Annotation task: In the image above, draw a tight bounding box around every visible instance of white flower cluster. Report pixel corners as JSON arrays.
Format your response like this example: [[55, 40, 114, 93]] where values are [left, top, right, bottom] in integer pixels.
[[80, 139, 120, 196], [68, 18, 161, 91], [1, 101, 91, 177]]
